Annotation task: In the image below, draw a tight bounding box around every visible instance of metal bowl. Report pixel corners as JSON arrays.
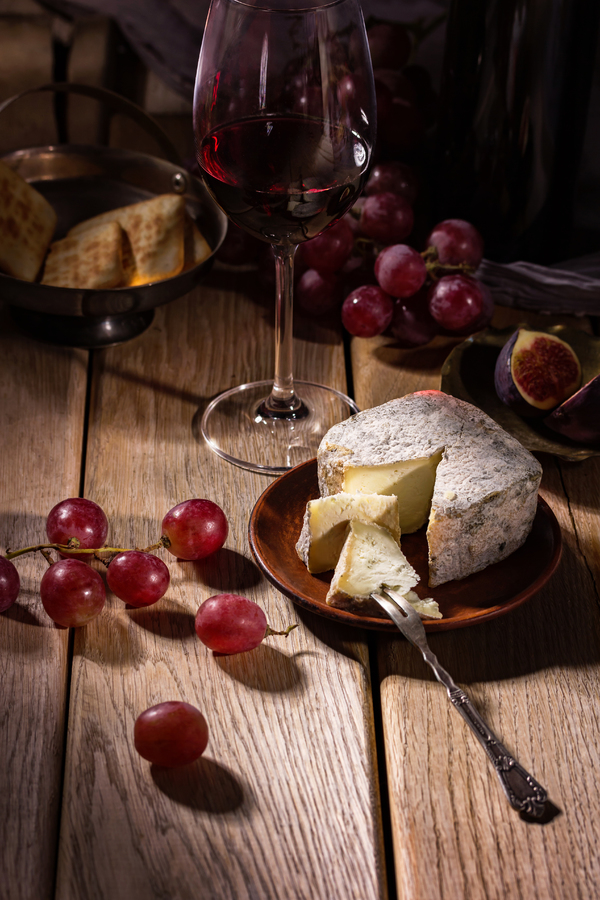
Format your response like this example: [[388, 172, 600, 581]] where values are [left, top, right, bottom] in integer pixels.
[[0, 85, 227, 348]]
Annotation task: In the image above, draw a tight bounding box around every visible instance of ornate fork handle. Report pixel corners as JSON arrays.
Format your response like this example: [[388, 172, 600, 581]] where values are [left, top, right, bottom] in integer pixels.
[[423, 649, 548, 817], [372, 590, 548, 818]]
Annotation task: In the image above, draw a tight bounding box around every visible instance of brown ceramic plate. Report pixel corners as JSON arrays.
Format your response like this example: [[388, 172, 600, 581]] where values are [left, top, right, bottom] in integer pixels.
[[440, 324, 600, 461], [248, 459, 563, 632]]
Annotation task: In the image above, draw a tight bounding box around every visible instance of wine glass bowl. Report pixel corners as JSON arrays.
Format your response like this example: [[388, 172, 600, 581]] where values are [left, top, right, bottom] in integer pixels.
[[193, 0, 376, 473]]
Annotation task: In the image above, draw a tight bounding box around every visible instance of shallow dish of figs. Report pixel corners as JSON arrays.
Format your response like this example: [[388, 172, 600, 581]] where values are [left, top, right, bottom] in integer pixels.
[[440, 324, 600, 461]]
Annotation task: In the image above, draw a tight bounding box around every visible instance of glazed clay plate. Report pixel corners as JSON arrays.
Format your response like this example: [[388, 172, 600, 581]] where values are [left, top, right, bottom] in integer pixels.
[[248, 459, 562, 632], [440, 324, 600, 461]]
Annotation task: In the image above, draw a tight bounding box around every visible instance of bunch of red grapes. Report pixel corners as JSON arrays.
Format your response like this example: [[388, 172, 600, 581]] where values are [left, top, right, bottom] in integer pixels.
[[0, 497, 283, 655], [1, 497, 297, 768], [215, 17, 493, 343], [296, 160, 491, 343]]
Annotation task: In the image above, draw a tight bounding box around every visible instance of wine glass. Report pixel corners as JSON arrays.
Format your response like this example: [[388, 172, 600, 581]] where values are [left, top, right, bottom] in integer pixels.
[[193, 0, 376, 474]]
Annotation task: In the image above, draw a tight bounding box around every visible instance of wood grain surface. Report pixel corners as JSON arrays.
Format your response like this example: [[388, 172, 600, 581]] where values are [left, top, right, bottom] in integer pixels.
[[0, 304, 88, 900], [3, 270, 600, 900], [53, 275, 387, 900], [351, 307, 600, 900]]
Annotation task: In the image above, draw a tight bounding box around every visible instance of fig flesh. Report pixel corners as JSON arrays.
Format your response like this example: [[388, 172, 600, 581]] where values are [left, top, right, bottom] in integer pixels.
[[544, 374, 600, 444], [494, 329, 581, 417]]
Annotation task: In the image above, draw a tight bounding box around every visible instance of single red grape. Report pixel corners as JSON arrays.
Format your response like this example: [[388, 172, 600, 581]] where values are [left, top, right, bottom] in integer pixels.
[[467, 281, 495, 332], [425, 219, 484, 268], [299, 218, 354, 275], [368, 22, 412, 70], [340, 254, 377, 294], [0, 557, 20, 613], [296, 268, 342, 315], [365, 161, 419, 204], [195, 594, 267, 654], [389, 291, 440, 347], [215, 222, 261, 265], [107, 551, 170, 607], [40, 558, 106, 627], [359, 192, 414, 244], [134, 701, 209, 767], [373, 69, 425, 151], [46, 498, 108, 558], [428, 274, 488, 334], [162, 499, 228, 561], [374, 244, 427, 298], [341, 285, 394, 338]]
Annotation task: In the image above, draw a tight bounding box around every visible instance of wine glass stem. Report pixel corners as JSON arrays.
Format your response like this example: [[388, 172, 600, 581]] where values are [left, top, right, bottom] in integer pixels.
[[258, 243, 307, 418]]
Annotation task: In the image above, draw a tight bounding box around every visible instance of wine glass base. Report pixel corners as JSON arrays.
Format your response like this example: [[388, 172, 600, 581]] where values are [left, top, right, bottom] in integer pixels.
[[201, 380, 359, 475]]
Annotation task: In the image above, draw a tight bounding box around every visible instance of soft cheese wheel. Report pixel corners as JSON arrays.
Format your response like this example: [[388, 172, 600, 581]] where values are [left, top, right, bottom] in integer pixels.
[[295, 492, 400, 573], [318, 391, 542, 587]]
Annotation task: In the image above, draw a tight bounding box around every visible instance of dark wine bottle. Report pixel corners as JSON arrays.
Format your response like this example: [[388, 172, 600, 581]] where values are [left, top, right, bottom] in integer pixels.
[[433, 0, 600, 263]]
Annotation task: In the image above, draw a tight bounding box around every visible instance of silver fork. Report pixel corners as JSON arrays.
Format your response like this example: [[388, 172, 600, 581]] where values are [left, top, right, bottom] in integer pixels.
[[371, 588, 548, 818]]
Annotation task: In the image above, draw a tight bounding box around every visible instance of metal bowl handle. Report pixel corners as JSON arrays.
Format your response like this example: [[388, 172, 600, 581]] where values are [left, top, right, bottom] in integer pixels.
[[0, 82, 183, 165]]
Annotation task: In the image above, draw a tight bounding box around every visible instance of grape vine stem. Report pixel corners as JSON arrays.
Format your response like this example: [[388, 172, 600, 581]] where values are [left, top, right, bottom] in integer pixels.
[[4, 534, 170, 561]]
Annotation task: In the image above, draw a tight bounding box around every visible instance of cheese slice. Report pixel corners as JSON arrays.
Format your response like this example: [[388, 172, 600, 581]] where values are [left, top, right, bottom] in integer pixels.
[[318, 390, 542, 587], [295, 491, 400, 573], [326, 521, 441, 618]]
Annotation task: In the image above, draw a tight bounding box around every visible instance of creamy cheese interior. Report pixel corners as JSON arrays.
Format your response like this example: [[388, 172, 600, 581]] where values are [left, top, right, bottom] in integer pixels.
[[299, 492, 400, 573], [342, 450, 443, 533], [327, 520, 417, 601], [326, 520, 441, 618]]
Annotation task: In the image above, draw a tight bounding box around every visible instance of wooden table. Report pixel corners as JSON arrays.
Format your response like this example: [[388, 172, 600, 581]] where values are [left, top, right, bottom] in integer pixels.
[[1, 262, 599, 900]]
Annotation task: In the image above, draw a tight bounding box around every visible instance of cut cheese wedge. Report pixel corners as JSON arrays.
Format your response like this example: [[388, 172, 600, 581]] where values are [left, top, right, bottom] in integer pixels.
[[343, 452, 443, 533], [295, 492, 400, 573], [318, 390, 542, 587], [326, 521, 441, 618]]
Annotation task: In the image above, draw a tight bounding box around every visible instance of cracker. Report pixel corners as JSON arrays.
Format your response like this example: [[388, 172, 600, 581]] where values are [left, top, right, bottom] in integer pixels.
[[0, 158, 57, 282], [183, 212, 212, 271], [42, 220, 124, 289], [69, 194, 185, 285]]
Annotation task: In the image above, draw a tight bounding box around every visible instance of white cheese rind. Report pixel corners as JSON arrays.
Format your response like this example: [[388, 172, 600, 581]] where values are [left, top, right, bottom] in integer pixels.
[[326, 521, 441, 618], [318, 391, 542, 586], [295, 492, 400, 573]]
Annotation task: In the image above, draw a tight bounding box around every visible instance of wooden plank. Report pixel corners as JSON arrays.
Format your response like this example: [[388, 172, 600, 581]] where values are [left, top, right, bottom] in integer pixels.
[[349, 307, 600, 899], [55, 273, 387, 900], [0, 304, 88, 900]]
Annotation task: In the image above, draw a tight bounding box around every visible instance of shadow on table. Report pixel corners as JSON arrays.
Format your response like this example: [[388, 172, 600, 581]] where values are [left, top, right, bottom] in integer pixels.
[[151, 756, 248, 813], [214, 642, 303, 692], [127, 604, 197, 640], [191, 547, 263, 593], [293, 604, 370, 666], [376, 537, 600, 685]]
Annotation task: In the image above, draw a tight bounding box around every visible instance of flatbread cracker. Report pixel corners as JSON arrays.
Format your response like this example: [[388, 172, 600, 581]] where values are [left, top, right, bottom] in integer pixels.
[[183, 212, 212, 271], [69, 194, 185, 285], [0, 158, 57, 282], [42, 220, 124, 289]]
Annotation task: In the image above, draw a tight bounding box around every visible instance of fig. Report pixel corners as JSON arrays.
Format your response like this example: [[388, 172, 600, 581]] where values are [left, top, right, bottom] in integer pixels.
[[544, 374, 600, 444], [494, 329, 581, 417]]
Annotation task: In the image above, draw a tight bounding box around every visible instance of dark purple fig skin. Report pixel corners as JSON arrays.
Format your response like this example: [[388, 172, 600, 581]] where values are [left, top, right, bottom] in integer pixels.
[[544, 374, 600, 444], [493, 331, 546, 417]]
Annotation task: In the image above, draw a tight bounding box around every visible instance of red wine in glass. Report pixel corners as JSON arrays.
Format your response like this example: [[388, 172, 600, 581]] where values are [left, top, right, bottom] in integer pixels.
[[198, 115, 370, 244], [193, 0, 376, 474]]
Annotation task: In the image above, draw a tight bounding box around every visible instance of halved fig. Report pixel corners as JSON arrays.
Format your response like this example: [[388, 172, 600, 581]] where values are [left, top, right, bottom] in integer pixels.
[[544, 374, 600, 444], [494, 329, 581, 417]]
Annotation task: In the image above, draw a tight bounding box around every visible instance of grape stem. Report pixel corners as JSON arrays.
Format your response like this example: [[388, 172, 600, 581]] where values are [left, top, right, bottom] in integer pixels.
[[4, 534, 171, 561], [421, 246, 476, 280], [265, 624, 298, 639]]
